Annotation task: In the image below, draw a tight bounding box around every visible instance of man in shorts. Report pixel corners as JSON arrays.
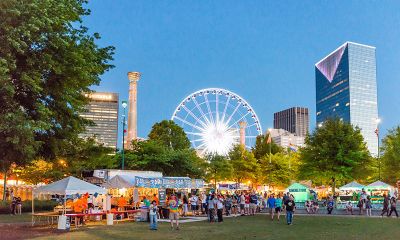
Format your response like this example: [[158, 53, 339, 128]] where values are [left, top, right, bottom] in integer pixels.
[[189, 194, 198, 216], [244, 192, 251, 215], [250, 192, 258, 215], [267, 194, 276, 221], [240, 192, 245, 216], [168, 195, 180, 230]]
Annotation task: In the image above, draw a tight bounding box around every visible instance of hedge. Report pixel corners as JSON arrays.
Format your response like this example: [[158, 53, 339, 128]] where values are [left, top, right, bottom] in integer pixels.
[[0, 200, 58, 214]]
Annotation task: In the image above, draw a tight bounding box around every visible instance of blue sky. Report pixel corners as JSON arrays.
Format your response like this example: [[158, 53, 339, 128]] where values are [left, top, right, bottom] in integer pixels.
[[83, 1, 400, 147]]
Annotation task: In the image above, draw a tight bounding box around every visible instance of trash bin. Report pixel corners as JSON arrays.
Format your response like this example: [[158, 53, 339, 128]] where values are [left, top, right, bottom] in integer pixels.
[[106, 213, 114, 225], [140, 206, 149, 222], [57, 215, 70, 230]]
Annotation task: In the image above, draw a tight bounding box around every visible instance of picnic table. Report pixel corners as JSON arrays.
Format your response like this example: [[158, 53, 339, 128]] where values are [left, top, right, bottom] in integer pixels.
[[65, 210, 141, 228]]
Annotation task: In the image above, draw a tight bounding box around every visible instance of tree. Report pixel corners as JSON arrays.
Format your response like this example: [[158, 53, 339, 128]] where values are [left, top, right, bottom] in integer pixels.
[[125, 139, 206, 178], [148, 120, 190, 150], [252, 134, 282, 160], [18, 160, 64, 185], [381, 126, 400, 184], [61, 138, 118, 177], [0, 0, 114, 199], [229, 145, 260, 186], [299, 118, 371, 192], [260, 152, 300, 188], [205, 154, 233, 189]]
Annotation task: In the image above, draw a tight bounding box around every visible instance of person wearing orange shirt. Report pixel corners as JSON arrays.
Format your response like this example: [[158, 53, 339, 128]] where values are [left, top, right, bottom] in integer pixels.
[[118, 195, 127, 211], [153, 194, 159, 206]]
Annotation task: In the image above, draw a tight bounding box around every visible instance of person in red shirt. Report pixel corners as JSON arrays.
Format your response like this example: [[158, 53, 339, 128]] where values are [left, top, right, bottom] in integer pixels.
[[244, 192, 250, 215]]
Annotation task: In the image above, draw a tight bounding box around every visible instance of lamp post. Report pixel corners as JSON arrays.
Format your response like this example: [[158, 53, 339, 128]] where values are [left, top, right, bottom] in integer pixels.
[[375, 118, 381, 180], [121, 101, 128, 170], [268, 128, 272, 164]]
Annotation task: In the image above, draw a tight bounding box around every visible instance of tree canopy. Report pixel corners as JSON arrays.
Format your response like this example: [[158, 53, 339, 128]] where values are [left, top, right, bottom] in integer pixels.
[[205, 154, 233, 189], [381, 126, 400, 184], [229, 145, 260, 185], [299, 118, 371, 187], [148, 120, 190, 150], [0, 0, 114, 199], [252, 134, 282, 160]]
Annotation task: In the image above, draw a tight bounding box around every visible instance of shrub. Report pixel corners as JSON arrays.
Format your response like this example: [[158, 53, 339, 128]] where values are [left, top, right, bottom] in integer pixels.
[[0, 200, 58, 214]]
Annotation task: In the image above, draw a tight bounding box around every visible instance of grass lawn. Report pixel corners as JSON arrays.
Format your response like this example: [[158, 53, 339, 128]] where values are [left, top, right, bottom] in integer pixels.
[[31, 214, 400, 240], [0, 213, 32, 223]]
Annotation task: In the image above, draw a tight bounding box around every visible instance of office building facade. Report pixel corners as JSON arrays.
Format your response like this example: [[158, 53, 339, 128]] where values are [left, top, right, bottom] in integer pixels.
[[269, 128, 305, 149], [315, 42, 378, 155], [80, 92, 119, 149], [274, 107, 309, 137]]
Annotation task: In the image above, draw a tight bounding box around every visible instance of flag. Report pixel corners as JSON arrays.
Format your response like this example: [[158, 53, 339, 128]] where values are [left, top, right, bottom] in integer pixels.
[[375, 128, 379, 136], [266, 134, 272, 144], [289, 143, 297, 152]]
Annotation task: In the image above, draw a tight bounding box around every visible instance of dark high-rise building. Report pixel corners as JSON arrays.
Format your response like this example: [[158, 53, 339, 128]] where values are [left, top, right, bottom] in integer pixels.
[[80, 92, 119, 149], [315, 42, 378, 155], [273, 107, 309, 137]]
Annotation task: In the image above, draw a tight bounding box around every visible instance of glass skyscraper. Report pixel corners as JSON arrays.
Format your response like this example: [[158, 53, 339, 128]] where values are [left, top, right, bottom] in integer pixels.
[[315, 42, 378, 156]]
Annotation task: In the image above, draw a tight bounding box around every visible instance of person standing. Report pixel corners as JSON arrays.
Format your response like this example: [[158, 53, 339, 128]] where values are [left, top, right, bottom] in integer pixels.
[[244, 192, 250, 215], [250, 192, 258, 215], [208, 193, 216, 223], [216, 194, 224, 222], [16, 197, 22, 215], [240, 192, 245, 216], [225, 194, 232, 216], [381, 194, 390, 217], [149, 200, 158, 230], [284, 195, 296, 225], [267, 194, 276, 220], [365, 196, 372, 216], [282, 193, 289, 212], [201, 192, 207, 215], [10, 197, 16, 215], [274, 194, 283, 221], [182, 195, 189, 217], [327, 197, 334, 214], [232, 193, 238, 216], [168, 195, 180, 230], [189, 194, 198, 216], [388, 196, 398, 217]]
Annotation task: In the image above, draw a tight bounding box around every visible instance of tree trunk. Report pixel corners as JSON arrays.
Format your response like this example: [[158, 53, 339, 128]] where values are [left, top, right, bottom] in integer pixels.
[[2, 169, 7, 201]]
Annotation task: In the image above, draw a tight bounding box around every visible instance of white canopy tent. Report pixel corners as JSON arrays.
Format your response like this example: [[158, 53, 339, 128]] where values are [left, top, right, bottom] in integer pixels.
[[32, 176, 107, 215], [339, 181, 365, 191], [102, 175, 135, 189]]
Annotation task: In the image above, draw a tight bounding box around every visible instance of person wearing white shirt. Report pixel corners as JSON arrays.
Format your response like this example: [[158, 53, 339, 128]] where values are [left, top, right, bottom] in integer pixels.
[[189, 194, 198, 216]]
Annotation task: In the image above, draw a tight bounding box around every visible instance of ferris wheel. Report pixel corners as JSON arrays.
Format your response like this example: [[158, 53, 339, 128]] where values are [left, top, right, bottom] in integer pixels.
[[171, 88, 262, 156]]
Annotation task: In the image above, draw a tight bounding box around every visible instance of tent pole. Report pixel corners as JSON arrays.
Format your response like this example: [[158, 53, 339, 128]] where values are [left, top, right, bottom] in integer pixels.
[[31, 190, 34, 226], [63, 194, 66, 215]]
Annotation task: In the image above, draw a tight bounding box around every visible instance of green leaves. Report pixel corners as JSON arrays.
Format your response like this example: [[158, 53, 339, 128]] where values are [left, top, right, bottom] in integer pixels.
[[299, 118, 371, 185], [148, 120, 191, 150], [0, 0, 114, 168], [381, 126, 400, 184]]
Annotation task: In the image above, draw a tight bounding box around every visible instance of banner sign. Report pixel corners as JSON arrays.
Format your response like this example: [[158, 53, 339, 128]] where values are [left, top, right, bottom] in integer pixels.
[[135, 177, 204, 189], [289, 189, 307, 192]]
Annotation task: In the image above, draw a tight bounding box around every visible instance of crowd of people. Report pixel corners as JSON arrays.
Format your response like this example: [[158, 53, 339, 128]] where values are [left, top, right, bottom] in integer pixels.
[[144, 188, 400, 231], [152, 190, 300, 231]]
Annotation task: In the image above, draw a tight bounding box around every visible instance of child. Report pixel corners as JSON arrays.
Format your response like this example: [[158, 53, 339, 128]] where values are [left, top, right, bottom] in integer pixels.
[[365, 196, 372, 216], [149, 200, 158, 230]]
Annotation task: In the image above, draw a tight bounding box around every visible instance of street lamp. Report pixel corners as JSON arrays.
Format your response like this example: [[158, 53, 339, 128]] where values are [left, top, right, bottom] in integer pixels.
[[121, 101, 128, 170], [375, 118, 381, 180], [268, 128, 272, 164]]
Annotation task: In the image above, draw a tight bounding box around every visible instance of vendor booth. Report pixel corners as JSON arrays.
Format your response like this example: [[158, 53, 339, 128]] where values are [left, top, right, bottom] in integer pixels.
[[286, 183, 311, 202], [338, 181, 365, 202], [103, 175, 204, 220], [33, 176, 109, 228], [366, 181, 395, 202]]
